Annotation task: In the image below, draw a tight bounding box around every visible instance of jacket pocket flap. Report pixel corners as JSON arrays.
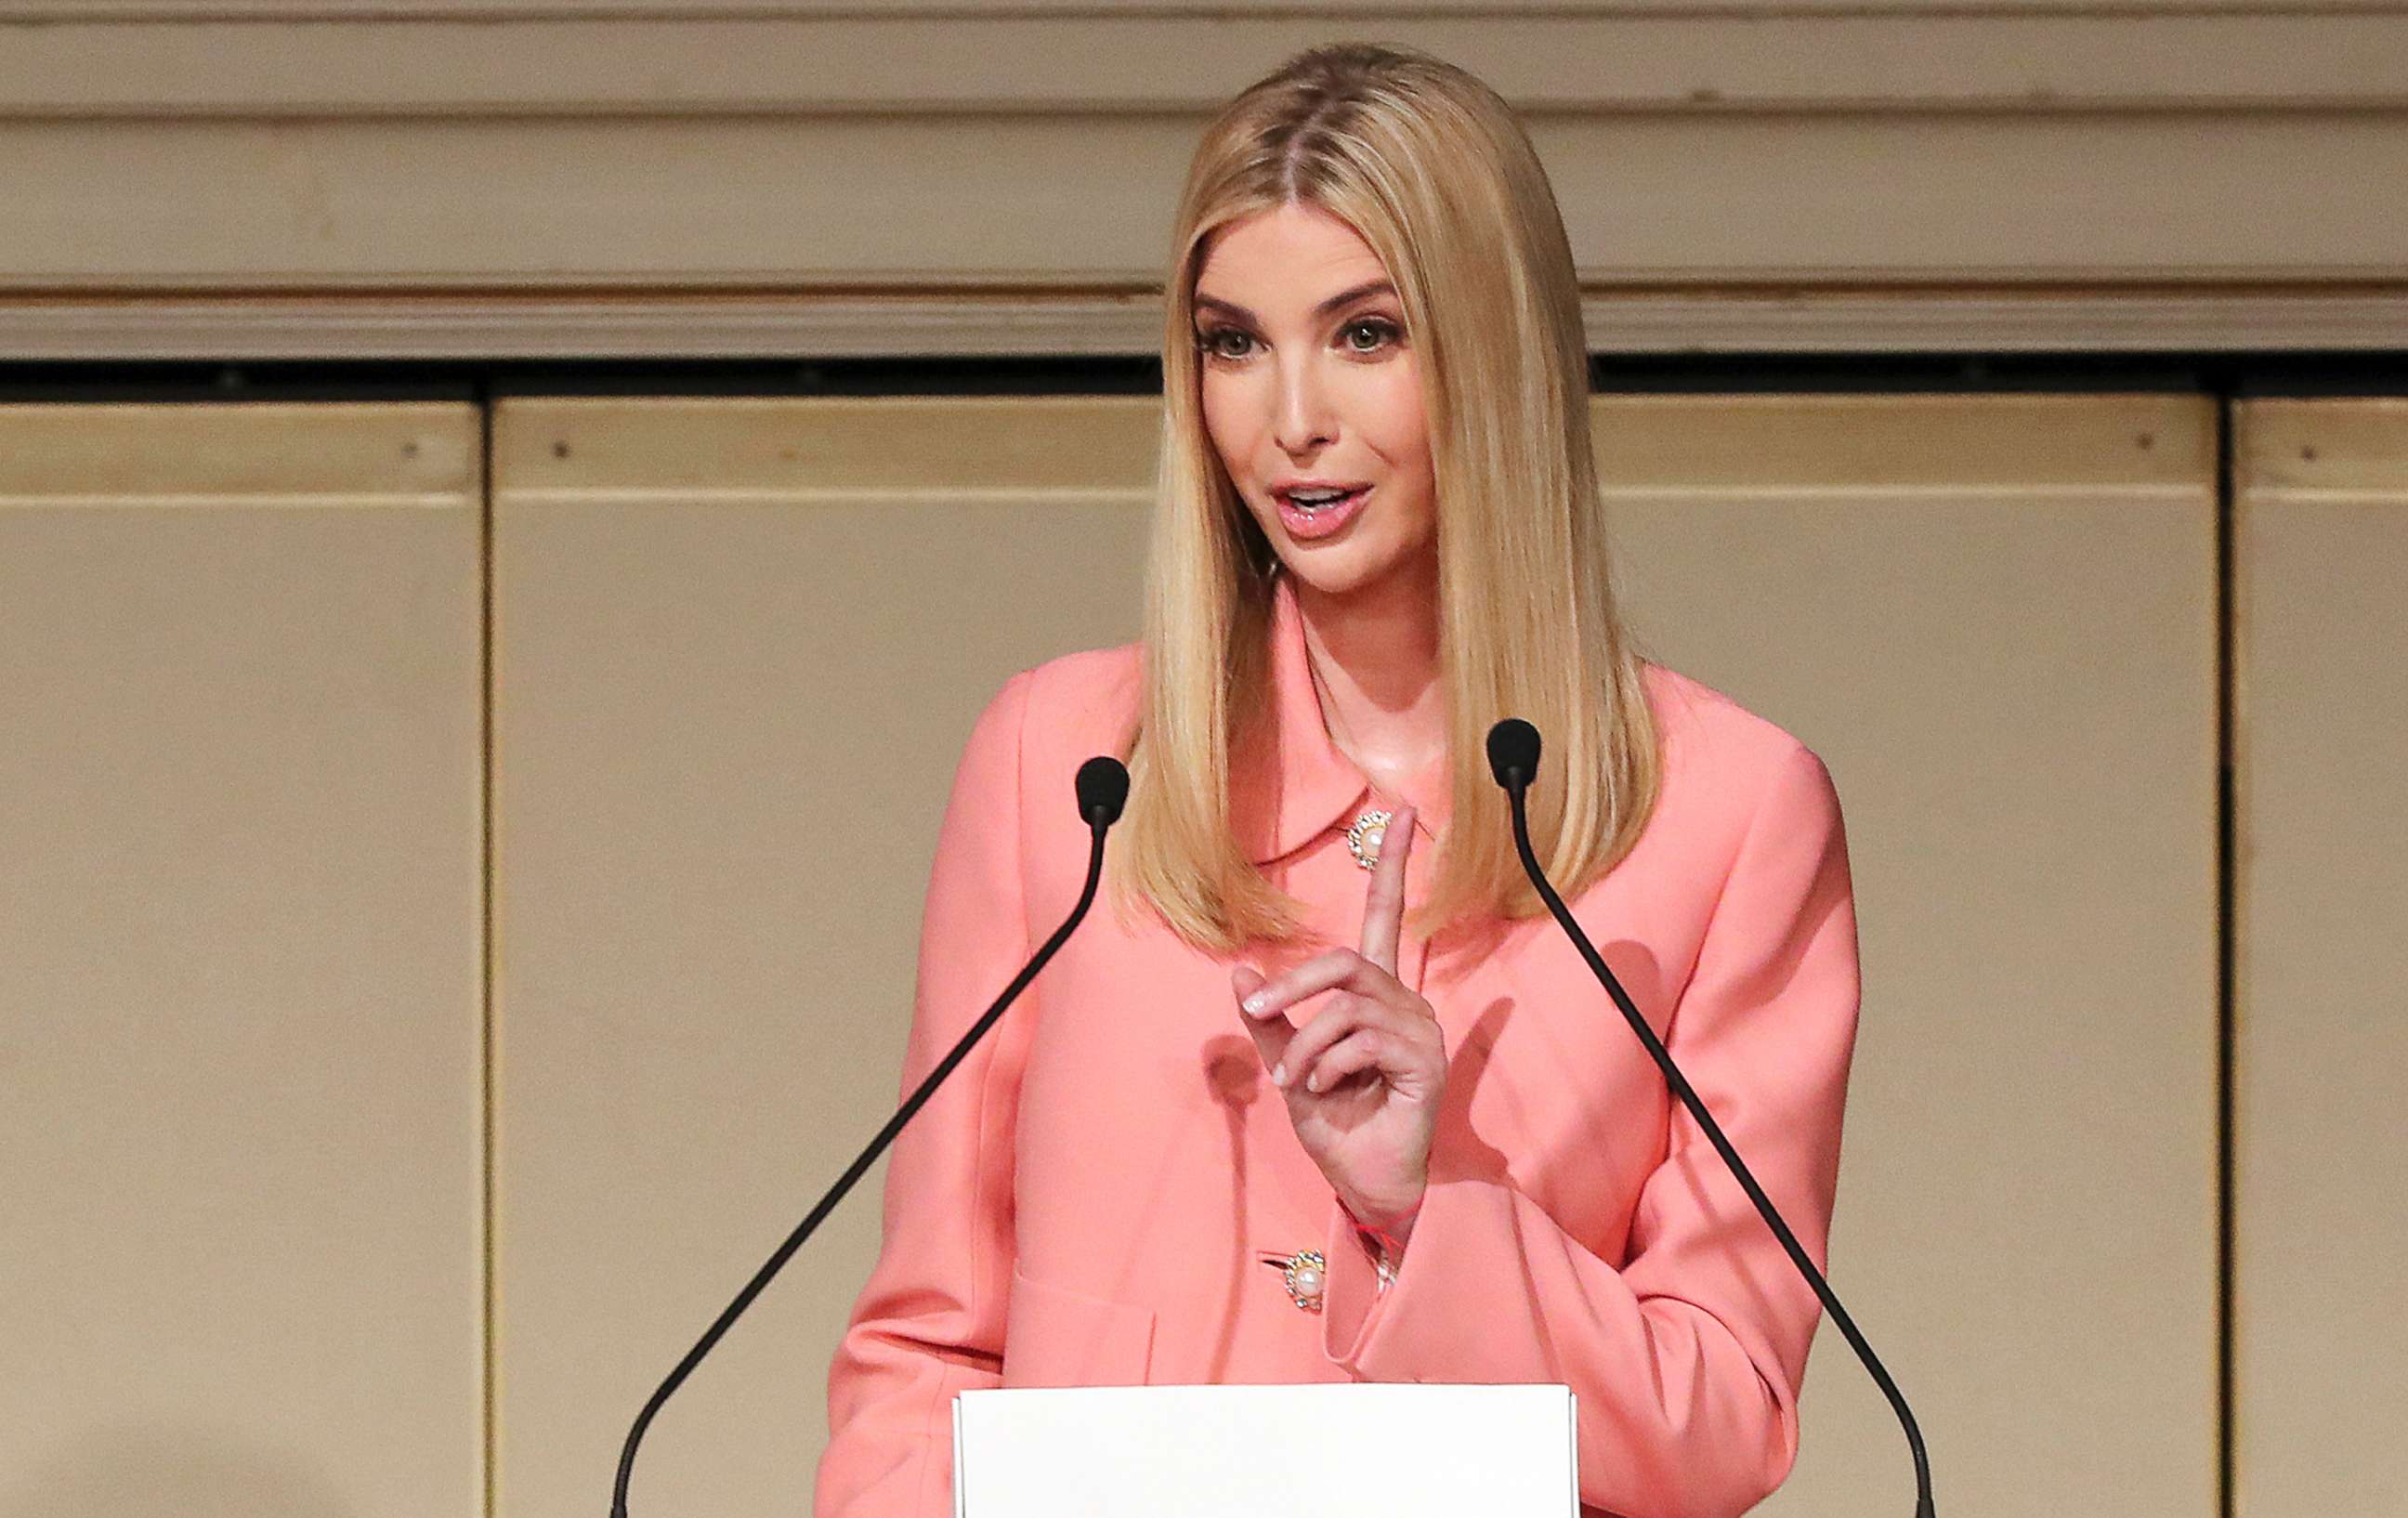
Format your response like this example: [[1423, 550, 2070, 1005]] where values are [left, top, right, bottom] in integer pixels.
[[1001, 1266, 1156, 1389]]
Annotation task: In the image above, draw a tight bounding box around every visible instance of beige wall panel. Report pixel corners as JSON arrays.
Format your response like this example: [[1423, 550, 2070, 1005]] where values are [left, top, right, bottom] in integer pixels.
[[2232, 399, 2408, 1518], [1597, 395, 2221, 1518], [4, 110, 2404, 290], [494, 391, 2218, 1518], [489, 397, 1157, 1518], [0, 402, 485, 1518]]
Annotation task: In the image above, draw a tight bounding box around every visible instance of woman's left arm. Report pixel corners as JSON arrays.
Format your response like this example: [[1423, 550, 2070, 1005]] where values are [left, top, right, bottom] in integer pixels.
[[1321, 741, 1861, 1518]]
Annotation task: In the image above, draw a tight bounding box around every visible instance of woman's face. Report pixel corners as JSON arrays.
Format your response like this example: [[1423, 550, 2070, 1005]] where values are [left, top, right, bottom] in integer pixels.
[[1192, 203, 1437, 602]]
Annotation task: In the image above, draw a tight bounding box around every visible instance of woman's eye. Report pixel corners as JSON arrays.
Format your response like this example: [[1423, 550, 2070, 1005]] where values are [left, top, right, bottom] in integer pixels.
[[1197, 328, 1256, 360], [1341, 319, 1402, 354]]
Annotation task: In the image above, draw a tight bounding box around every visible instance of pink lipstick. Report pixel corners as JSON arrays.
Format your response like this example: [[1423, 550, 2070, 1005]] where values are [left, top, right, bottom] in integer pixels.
[[1273, 481, 1370, 541]]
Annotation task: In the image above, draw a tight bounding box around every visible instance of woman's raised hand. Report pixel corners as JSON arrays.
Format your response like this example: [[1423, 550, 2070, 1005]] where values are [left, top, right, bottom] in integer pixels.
[[1231, 805, 1445, 1236]]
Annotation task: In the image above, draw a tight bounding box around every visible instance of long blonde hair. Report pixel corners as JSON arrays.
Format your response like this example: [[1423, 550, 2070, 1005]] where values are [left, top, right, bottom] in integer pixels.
[[1118, 41, 1661, 951]]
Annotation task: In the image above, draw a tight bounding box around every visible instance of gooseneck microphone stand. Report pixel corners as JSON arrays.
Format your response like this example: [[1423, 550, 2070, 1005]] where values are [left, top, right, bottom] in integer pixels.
[[609, 756, 1132, 1518], [1485, 719, 1934, 1518]]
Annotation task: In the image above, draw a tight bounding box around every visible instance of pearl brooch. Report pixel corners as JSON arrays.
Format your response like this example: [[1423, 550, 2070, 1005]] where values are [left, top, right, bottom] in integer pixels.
[[1261, 1249, 1327, 1312], [1344, 808, 1393, 870]]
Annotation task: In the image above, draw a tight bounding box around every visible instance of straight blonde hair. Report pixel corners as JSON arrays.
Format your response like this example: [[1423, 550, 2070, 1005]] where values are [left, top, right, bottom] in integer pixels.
[[1118, 42, 1661, 951]]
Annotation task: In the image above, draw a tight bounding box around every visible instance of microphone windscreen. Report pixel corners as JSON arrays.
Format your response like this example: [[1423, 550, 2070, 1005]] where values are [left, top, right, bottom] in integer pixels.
[[1076, 756, 1131, 825], [1485, 719, 1541, 789]]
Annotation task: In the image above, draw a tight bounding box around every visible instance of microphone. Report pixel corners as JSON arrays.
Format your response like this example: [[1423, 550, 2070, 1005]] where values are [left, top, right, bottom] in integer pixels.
[[1077, 753, 1130, 828], [609, 754, 1132, 1518], [1485, 718, 1934, 1518]]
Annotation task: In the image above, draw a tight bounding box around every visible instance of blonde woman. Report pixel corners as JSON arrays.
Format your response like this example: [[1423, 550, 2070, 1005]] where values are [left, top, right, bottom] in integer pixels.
[[818, 43, 1859, 1518]]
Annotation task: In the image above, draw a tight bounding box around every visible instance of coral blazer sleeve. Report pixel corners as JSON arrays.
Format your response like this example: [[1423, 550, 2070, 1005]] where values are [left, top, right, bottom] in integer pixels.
[[1316, 740, 1861, 1518], [813, 671, 1036, 1518]]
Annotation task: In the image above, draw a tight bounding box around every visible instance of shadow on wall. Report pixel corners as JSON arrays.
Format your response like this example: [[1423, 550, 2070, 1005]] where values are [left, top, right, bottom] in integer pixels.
[[0, 1427, 356, 1518]]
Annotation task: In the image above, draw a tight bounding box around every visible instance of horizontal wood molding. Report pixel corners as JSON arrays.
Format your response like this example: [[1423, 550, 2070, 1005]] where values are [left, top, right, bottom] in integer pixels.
[[5, 10, 2407, 117], [3, 1, 2402, 351], [9, 111, 2406, 287], [1591, 392, 2215, 486], [6, 286, 2408, 359], [2236, 397, 2408, 497], [4, 0, 2401, 16], [0, 401, 480, 504], [496, 394, 1161, 494]]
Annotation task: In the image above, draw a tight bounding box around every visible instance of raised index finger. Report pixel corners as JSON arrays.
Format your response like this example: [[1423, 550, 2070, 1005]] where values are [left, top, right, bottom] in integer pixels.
[[1359, 804, 1415, 975]]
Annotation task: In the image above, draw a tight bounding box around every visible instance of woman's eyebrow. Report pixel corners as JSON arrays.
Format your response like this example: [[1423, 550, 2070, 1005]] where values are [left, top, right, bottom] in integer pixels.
[[1192, 280, 1398, 326]]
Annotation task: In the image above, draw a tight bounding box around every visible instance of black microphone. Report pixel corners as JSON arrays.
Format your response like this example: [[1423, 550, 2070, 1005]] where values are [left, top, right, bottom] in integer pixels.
[[1485, 718, 1935, 1518], [610, 754, 1132, 1518], [1076, 753, 1130, 828]]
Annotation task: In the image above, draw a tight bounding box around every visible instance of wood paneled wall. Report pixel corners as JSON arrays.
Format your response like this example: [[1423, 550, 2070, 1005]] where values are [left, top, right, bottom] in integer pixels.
[[1598, 395, 2221, 1518], [0, 403, 486, 1518], [0, 393, 2396, 1518], [487, 397, 1158, 1516], [2231, 399, 2408, 1518]]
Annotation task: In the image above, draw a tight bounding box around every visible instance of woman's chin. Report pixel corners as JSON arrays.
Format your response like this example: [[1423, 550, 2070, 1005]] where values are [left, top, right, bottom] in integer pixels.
[[1275, 545, 1420, 602]]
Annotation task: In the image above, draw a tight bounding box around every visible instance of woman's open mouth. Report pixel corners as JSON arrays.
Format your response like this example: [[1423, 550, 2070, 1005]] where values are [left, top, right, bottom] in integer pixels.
[[1274, 482, 1370, 541]]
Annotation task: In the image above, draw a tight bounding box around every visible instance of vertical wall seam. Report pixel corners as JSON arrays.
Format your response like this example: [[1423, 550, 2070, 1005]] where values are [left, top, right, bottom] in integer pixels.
[[2214, 384, 2240, 1518], [479, 392, 500, 1518]]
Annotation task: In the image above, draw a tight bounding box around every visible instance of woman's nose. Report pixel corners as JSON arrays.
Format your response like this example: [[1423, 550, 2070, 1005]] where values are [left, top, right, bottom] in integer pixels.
[[1272, 357, 1335, 456]]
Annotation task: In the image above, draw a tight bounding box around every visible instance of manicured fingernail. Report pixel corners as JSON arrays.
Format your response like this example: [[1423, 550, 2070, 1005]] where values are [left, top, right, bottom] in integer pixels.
[[1241, 992, 1266, 1015], [1270, 1062, 1288, 1087]]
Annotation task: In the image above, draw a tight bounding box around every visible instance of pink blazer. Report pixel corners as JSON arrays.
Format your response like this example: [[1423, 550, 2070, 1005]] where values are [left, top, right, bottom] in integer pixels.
[[817, 577, 1861, 1518]]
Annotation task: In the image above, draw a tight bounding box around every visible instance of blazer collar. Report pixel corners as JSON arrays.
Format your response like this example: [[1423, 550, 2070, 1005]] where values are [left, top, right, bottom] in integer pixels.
[[1236, 572, 1452, 868]]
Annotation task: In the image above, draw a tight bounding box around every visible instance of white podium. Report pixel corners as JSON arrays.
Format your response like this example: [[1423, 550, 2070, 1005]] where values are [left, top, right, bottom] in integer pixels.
[[954, 1382, 1579, 1517]]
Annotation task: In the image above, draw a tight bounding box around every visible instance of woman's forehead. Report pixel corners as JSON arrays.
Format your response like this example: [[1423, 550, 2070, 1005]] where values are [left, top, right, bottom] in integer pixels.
[[1195, 204, 1391, 309]]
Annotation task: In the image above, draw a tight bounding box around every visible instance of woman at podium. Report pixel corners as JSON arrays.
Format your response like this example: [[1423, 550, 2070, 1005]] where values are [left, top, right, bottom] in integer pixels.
[[818, 42, 1860, 1518]]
